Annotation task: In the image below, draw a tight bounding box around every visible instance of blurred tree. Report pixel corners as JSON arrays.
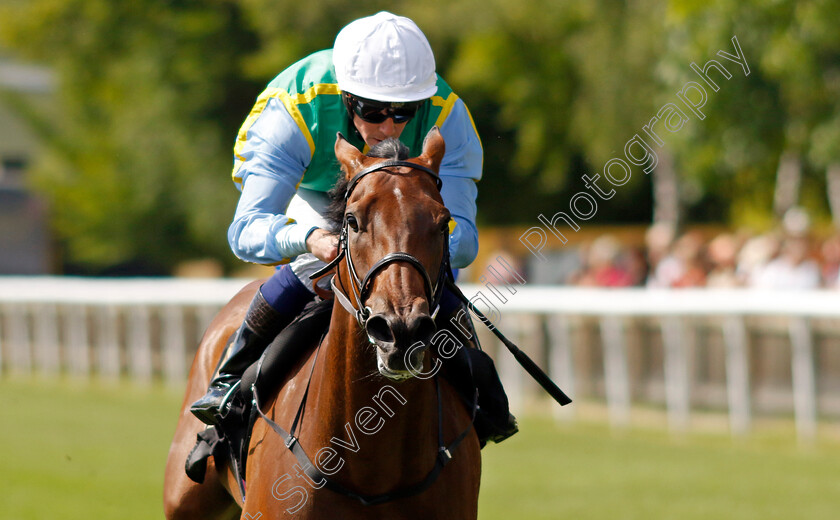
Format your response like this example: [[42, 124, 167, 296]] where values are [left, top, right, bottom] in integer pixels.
[[421, 0, 591, 224], [409, 0, 670, 226], [564, 0, 667, 224], [662, 0, 840, 229], [0, 0, 261, 273], [2, 0, 838, 275]]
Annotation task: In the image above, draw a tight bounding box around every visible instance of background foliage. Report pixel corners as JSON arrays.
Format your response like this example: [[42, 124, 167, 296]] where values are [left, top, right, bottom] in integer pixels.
[[1, 0, 838, 273]]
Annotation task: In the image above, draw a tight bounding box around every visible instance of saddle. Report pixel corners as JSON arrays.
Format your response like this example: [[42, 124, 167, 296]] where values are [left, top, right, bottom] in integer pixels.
[[185, 298, 514, 488], [185, 298, 332, 487]]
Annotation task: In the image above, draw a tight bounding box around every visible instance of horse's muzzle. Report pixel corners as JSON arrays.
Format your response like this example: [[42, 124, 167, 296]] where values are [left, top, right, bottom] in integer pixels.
[[366, 313, 436, 379]]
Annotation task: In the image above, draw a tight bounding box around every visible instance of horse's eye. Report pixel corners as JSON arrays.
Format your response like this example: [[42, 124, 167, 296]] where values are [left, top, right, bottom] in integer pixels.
[[441, 219, 451, 234], [346, 214, 359, 232]]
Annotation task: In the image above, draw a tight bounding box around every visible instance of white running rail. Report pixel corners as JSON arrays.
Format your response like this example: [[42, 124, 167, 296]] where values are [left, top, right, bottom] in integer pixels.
[[1, 277, 838, 441]]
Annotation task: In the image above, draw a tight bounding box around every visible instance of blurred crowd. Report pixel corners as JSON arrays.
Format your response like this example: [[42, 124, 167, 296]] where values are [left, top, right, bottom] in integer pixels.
[[566, 216, 840, 290]]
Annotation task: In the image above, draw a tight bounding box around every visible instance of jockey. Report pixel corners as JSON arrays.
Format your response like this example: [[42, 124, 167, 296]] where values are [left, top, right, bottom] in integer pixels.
[[191, 12, 512, 441]]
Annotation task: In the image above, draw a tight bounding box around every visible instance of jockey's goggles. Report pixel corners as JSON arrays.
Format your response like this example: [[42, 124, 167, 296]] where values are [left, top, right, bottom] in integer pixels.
[[344, 93, 425, 124]]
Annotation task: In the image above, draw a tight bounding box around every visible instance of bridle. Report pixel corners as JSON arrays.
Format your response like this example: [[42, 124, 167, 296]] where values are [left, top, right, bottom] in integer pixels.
[[310, 159, 451, 328]]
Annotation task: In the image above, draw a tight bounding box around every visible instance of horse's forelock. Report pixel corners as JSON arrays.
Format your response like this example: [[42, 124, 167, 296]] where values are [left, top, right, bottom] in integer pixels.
[[368, 138, 409, 160]]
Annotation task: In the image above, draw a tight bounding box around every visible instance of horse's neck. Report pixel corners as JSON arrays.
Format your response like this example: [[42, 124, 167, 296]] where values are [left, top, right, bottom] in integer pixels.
[[318, 308, 436, 427], [308, 307, 438, 480]]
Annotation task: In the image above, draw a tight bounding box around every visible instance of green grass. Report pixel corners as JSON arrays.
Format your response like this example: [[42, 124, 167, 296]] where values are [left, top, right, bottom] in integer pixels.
[[479, 413, 840, 520], [2, 376, 839, 519], [1, 375, 183, 520]]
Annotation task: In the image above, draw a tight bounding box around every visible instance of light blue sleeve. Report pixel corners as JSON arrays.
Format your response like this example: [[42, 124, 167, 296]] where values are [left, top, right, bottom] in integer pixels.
[[438, 99, 482, 268], [227, 98, 318, 264]]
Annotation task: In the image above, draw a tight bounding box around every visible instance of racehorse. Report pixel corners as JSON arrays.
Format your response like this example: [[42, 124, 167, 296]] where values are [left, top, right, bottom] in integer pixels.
[[164, 127, 482, 519]]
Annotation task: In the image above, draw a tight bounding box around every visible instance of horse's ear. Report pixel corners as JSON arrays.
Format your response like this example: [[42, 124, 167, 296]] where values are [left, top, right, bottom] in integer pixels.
[[419, 126, 445, 173], [335, 132, 363, 178]]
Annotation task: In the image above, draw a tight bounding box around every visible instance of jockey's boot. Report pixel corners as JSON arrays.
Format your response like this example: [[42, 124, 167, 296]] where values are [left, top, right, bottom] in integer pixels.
[[190, 289, 289, 425], [471, 347, 519, 444], [439, 305, 519, 445]]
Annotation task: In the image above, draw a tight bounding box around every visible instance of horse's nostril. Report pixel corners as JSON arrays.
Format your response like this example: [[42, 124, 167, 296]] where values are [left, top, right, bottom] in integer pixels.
[[365, 315, 394, 344], [411, 316, 437, 345]]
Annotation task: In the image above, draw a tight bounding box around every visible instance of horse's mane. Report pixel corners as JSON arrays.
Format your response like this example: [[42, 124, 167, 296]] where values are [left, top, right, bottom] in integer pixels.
[[326, 138, 410, 230]]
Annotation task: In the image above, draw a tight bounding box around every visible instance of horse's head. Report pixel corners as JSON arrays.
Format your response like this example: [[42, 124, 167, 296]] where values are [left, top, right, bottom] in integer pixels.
[[330, 127, 450, 380]]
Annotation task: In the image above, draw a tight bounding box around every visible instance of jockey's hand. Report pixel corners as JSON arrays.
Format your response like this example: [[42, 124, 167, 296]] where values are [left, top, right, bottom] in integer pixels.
[[306, 228, 339, 263]]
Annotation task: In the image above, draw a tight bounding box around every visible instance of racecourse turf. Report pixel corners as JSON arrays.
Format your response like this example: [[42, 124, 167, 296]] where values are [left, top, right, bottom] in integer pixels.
[[1, 375, 839, 519]]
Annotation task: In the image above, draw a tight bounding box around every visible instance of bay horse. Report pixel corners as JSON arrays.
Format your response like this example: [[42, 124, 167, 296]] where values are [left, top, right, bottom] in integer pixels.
[[164, 127, 481, 519]]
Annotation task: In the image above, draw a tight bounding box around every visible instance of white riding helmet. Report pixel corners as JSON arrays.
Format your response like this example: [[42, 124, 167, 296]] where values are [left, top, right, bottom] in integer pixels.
[[333, 12, 438, 102]]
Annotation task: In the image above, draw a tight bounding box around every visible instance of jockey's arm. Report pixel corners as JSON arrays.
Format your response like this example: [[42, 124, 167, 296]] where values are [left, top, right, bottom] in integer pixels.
[[227, 99, 318, 265], [438, 98, 483, 269], [228, 93, 482, 268]]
